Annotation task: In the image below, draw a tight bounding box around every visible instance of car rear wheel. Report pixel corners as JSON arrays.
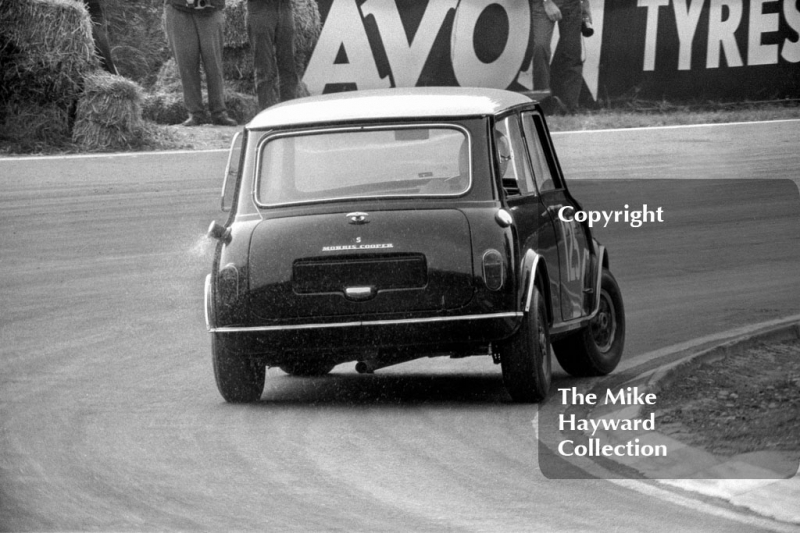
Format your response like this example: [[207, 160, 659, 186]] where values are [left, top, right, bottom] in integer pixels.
[[499, 286, 552, 403], [280, 361, 336, 377], [553, 269, 625, 377], [212, 334, 265, 403]]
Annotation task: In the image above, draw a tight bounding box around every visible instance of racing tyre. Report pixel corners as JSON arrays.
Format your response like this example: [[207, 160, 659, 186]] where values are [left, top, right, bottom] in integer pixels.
[[212, 333, 265, 403], [280, 361, 336, 377], [553, 269, 625, 377], [499, 286, 552, 403]]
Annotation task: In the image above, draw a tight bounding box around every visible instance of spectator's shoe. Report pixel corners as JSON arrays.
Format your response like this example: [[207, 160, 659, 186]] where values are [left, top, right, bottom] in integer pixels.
[[181, 115, 205, 127], [212, 112, 238, 127], [581, 20, 594, 37]]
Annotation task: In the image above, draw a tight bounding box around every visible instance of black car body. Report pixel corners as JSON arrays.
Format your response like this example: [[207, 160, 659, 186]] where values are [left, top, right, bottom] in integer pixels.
[[206, 87, 625, 403]]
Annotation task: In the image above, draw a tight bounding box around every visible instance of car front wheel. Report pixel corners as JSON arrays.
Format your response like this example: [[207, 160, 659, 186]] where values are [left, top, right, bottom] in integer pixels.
[[499, 286, 552, 403], [553, 269, 625, 377], [212, 334, 265, 403]]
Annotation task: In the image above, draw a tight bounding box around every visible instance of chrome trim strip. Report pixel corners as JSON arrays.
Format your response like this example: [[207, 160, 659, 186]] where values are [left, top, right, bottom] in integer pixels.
[[362, 312, 520, 326], [524, 253, 542, 313], [204, 274, 212, 330], [221, 131, 242, 211], [593, 245, 605, 315], [209, 312, 522, 333]]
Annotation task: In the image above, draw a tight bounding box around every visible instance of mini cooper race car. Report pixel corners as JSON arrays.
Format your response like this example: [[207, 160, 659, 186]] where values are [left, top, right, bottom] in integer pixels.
[[206, 87, 625, 403]]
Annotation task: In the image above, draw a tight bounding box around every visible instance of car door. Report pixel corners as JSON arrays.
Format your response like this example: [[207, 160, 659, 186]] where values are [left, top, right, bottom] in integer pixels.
[[493, 113, 563, 317], [520, 111, 590, 321]]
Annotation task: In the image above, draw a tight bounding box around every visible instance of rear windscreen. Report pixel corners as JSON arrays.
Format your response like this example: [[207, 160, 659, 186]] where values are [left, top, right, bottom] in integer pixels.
[[256, 125, 471, 206]]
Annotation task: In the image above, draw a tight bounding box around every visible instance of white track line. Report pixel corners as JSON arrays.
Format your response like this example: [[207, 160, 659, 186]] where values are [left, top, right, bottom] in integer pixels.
[[550, 117, 800, 135], [608, 479, 800, 532]]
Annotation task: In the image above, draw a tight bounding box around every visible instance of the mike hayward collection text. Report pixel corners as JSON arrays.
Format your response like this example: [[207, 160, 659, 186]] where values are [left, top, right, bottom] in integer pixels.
[[556, 387, 668, 458]]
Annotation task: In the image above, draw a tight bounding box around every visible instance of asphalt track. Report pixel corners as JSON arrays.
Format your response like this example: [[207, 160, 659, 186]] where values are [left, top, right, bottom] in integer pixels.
[[1, 121, 799, 531]]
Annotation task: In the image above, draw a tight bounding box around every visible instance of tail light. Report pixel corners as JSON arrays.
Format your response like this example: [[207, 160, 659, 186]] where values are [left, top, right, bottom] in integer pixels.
[[482, 249, 504, 291], [217, 263, 239, 308]]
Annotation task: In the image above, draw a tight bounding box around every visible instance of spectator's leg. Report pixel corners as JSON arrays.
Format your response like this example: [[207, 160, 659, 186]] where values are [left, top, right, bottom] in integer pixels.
[[551, 0, 583, 111], [247, 0, 279, 110], [165, 6, 205, 119], [275, 0, 298, 101], [197, 10, 228, 117], [531, 0, 555, 91], [85, 1, 117, 75]]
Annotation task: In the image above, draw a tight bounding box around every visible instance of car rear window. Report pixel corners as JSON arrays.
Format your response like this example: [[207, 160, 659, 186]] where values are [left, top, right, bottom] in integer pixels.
[[255, 125, 471, 206]]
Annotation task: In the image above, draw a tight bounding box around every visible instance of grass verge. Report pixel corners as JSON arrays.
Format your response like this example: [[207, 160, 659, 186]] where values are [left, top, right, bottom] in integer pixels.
[[644, 338, 800, 460]]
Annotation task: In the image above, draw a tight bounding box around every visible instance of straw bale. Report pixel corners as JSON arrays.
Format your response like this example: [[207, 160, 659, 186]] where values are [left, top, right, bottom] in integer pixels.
[[76, 71, 143, 126], [223, 89, 259, 124], [223, 0, 248, 49], [72, 70, 147, 150], [222, 47, 254, 94], [142, 91, 187, 125], [152, 58, 184, 94], [0, 0, 98, 104], [72, 120, 148, 151], [0, 100, 71, 150], [291, 0, 320, 77]]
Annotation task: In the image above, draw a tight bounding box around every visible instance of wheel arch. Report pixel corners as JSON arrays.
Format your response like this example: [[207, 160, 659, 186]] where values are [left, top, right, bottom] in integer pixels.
[[520, 250, 554, 327], [204, 273, 215, 330]]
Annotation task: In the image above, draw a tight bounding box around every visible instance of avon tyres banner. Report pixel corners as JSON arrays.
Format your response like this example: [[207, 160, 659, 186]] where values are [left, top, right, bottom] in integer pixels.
[[603, 0, 800, 100], [302, 0, 800, 102]]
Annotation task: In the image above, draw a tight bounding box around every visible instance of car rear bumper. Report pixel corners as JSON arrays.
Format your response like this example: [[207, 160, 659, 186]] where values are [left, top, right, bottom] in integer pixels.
[[209, 312, 521, 355]]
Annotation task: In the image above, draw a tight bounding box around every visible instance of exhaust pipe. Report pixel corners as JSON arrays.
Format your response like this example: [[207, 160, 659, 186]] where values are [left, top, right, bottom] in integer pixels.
[[355, 361, 375, 374], [355, 351, 421, 374]]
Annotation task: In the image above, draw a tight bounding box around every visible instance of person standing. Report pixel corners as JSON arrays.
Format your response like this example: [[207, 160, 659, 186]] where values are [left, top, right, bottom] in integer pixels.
[[246, 0, 298, 110], [164, 0, 237, 126], [531, 0, 583, 114]]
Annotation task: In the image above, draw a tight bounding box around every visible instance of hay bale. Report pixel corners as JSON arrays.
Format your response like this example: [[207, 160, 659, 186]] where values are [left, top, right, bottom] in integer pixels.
[[223, 0, 248, 49], [0, 0, 97, 105], [142, 91, 187, 125], [151, 58, 184, 94], [72, 70, 146, 150], [223, 89, 259, 124], [0, 0, 102, 148], [222, 47, 252, 82], [0, 100, 72, 150], [291, 0, 320, 78]]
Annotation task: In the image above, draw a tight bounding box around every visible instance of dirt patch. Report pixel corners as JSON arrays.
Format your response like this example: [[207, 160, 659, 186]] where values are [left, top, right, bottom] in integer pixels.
[[644, 338, 800, 460]]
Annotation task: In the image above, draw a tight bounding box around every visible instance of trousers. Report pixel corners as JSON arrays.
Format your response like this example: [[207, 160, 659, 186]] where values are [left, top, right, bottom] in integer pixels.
[[247, 0, 298, 110], [531, 0, 583, 111], [164, 5, 228, 117]]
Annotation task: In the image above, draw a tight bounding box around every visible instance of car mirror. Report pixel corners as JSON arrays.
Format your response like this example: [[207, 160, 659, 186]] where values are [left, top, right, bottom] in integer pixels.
[[221, 131, 243, 212]]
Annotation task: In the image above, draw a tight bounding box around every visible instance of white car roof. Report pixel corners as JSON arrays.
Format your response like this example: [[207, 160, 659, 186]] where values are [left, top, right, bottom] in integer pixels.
[[246, 87, 536, 130]]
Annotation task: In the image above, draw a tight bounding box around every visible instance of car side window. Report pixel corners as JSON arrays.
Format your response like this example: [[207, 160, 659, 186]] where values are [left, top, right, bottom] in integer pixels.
[[494, 116, 535, 197], [521, 112, 558, 192]]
